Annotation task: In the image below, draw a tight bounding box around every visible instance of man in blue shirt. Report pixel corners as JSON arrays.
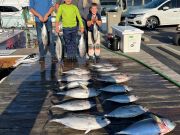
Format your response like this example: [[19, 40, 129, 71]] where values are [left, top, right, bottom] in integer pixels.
[[30, 0, 57, 62]]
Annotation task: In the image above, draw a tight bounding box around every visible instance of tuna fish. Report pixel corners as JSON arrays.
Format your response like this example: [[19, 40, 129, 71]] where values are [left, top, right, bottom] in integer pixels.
[[63, 68, 90, 76], [95, 74, 131, 83], [92, 24, 99, 43], [78, 34, 86, 58], [99, 85, 132, 93], [51, 99, 96, 111], [59, 81, 91, 90], [106, 95, 139, 103], [55, 34, 63, 61], [56, 87, 101, 99], [90, 63, 114, 68], [93, 66, 118, 72], [104, 105, 148, 118], [58, 74, 91, 82], [41, 23, 48, 46], [116, 117, 176, 135], [50, 113, 110, 134]]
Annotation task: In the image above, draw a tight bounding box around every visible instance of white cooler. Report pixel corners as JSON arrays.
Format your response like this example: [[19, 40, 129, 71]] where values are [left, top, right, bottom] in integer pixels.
[[112, 25, 144, 53]]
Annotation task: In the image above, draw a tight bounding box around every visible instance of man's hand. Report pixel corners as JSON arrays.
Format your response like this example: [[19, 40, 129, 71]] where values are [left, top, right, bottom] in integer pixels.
[[38, 15, 44, 22], [80, 27, 84, 33], [44, 14, 49, 22]]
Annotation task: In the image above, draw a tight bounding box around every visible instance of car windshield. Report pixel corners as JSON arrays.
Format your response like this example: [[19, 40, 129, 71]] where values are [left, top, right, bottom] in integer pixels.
[[144, 0, 166, 8]]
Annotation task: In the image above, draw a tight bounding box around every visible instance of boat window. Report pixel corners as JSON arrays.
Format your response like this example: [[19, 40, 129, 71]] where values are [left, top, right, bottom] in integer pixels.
[[0, 6, 19, 12]]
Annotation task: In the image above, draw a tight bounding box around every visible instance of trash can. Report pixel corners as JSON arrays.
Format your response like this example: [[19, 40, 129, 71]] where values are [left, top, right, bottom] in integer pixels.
[[112, 25, 144, 52], [106, 9, 122, 34], [109, 35, 121, 51]]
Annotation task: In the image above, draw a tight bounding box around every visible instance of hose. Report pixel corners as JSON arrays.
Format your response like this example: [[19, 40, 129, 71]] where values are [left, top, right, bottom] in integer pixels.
[[102, 46, 180, 88]]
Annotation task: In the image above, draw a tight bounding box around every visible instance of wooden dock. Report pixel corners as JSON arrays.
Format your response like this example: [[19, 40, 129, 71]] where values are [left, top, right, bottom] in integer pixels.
[[0, 47, 179, 135]]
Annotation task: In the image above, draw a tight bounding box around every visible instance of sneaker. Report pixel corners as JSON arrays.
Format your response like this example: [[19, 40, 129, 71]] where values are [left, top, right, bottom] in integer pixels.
[[39, 57, 45, 63], [52, 57, 58, 63]]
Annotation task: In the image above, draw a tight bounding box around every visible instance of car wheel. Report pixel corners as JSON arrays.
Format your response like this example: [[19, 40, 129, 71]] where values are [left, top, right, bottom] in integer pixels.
[[175, 33, 180, 46], [146, 16, 159, 30]]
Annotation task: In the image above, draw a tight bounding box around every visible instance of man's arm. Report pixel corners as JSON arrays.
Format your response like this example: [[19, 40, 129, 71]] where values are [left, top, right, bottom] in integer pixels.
[[44, 6, 54, 22], [55, 5, 63, 33]]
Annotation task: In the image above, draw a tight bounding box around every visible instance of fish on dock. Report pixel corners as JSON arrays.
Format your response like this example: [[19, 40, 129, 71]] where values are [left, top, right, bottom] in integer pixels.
[[99, 84, 132, 93], [95, 74, 131, 83], [58, 74, 91, 82], [59, 81, 91, 90], [62, 68, 90, 76], [56, 87, 101, 99], [116, 116, 176, 135], [51, 99, 96, 111], [104, 105, 148, 118], [90, 63, 114, 68], [92, 66, 118, 72], [50, 113, 110, 134], [106, 95, 139, 103]]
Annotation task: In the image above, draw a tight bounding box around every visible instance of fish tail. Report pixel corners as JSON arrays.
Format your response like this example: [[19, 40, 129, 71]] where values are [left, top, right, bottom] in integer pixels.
[[115, 131, 130, 134]]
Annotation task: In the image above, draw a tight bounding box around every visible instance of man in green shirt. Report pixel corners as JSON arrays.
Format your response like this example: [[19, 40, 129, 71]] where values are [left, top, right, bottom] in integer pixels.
[[56, 0, 84, 59]]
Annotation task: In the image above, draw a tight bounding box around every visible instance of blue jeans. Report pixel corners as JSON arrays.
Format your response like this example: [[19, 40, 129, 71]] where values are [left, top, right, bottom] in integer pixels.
[[63, 27, 78, 58], [36, 21, 55, 58]]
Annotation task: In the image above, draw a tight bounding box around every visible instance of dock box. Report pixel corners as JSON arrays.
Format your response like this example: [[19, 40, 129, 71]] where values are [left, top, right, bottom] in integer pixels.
[[112, 26, 144, 52]]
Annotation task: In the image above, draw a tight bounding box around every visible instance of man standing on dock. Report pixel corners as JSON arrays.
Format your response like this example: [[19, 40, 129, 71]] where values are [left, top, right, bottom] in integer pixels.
[[29, 0, 57, 63]]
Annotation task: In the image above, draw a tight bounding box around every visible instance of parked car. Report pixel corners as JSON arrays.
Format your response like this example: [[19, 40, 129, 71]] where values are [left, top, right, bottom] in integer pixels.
[[127, 0, 180, 29]]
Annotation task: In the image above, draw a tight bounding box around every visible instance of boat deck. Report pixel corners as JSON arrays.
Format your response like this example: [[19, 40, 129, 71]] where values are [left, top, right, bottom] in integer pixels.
[[0, 47, 179, 135]]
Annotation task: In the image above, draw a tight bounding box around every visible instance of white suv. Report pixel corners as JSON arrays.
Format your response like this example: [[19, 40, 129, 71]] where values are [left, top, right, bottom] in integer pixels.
[[127, 0, 180, 29]]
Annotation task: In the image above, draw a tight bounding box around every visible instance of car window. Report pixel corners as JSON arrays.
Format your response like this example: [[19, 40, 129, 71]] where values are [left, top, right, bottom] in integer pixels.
[[144, 0, 166, 8], [171, 0, 177, 8], [0, 6, 19, 12]]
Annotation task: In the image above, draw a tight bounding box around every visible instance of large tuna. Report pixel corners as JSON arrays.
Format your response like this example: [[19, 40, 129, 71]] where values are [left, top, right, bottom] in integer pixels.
[[51, 99, 96, 111], [50, 113, 110, 134], [105, 105, 148, 118], [56, 87, 100, 99], [116, 116, 176, 135]]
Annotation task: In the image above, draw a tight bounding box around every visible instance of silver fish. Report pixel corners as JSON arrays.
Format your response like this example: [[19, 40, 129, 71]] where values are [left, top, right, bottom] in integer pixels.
[[55, 34, 63, 61], [116, 117, 176, 135], [105, 105, 148, 118], [99, 85, 132, 93], [58, 74, 91, 82], [92, 24, 99, 43], [63, 68, 90, 75], [90, 63, 114, 68], [106, 95, 139, 103], [78, 34, 86, 58], [41, 23, 48, 46], [50, 113, 110, 134], [59, 81, 91, 90], [95, 74, 131, 83], [56, 88, 100, 99], [51, 99, 95, 111], [93, 66, 118, 72]]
